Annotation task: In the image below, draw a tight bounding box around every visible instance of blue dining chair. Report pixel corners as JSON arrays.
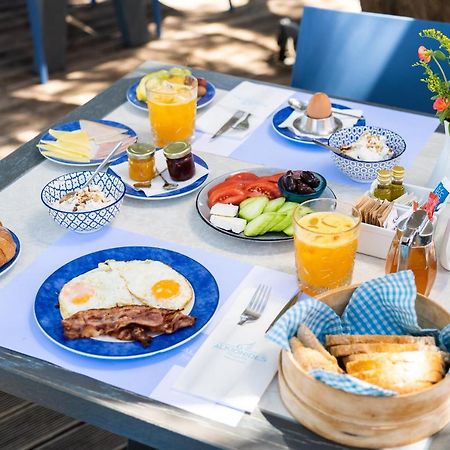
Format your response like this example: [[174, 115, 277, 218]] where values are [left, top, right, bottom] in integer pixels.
[[26, 0, 48, 84], [291, 7, 450, 114]]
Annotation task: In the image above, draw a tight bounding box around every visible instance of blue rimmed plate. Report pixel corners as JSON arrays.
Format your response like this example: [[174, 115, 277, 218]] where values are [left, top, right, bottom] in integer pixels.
[[38, 119, 137, 167], [127, 80, 216, 111], [0, 229, 20, 277], [108, 152, 209, 200], [34, 246, 219, 359], [272, 103, 366, 145]]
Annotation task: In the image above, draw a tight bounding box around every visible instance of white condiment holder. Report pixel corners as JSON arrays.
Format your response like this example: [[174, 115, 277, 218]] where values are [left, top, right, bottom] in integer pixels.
[[357, 183, 444, 259]]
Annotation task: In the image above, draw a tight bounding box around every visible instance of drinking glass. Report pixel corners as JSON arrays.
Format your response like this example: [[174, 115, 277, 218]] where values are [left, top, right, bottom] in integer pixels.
[[293, 198, 361, 296], [146, 74, 197, 148]]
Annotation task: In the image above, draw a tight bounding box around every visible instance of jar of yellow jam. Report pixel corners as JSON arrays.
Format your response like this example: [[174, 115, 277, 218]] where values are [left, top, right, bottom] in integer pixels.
[[127, 143, 156, 182]]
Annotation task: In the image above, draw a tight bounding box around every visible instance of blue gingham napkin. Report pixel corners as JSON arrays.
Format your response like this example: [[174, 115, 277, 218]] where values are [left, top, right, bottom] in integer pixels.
[[267, 271, 450, 396]]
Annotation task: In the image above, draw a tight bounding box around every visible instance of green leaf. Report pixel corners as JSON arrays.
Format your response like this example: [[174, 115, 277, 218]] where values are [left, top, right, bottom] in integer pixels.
[[431, 94, 439, 100], [433, 50, 446, 60]]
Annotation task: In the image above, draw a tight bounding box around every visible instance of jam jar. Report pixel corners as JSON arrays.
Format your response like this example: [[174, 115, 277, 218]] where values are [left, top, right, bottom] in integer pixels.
[[163, 141, 196, 182], [127, 143, 156, 182]]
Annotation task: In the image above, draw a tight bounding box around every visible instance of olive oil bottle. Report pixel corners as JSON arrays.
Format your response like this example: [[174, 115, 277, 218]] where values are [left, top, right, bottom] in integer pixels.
[[373, 169, 392, 201], [389, 165, 405, 201]]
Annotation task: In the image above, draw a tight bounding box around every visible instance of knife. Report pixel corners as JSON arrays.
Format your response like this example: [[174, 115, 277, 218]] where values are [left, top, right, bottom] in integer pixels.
[[266, 290, 302, 333], [210, 110, 246, 140]]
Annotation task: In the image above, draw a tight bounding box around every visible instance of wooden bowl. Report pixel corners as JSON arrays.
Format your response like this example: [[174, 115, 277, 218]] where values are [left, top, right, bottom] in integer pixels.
[[278, 284, 450, 448]]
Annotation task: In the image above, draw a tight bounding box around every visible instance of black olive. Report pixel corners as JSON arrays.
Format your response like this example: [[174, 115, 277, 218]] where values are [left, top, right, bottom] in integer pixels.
[[292, 170, 303, 180], [296, 181, 315, 194], [284, 175, 297, 192], [300, 171, 320, 188]]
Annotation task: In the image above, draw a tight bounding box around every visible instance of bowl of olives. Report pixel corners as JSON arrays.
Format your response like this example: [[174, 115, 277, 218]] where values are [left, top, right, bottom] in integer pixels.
[[277, 170, 327, 203]]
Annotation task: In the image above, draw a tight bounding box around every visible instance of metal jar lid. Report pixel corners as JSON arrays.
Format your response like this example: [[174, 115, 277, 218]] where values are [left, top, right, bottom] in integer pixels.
[[163, 141, 192, 160], [127, 143, 155, 160]]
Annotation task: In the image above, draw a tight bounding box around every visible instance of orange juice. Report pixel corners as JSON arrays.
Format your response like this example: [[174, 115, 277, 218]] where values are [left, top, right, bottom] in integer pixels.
[[294, 207, 360, 296], [147, 76, 197, 148]]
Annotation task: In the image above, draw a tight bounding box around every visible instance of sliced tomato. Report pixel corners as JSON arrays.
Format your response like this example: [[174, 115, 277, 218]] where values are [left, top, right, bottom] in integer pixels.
[[258, 173, 285, 183], [225, 172, 259, 182], [245, 181, 281, 199], [208, 180, 249, 199], [208, 186, 248, 208]]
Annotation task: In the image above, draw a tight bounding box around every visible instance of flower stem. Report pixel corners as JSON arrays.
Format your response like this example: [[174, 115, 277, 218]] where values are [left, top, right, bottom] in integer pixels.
[[432, 55, 448, 84]]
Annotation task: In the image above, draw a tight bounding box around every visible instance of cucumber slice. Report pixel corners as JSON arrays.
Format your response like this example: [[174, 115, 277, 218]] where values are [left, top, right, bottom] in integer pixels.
[[239, 196, 265, 209], [283, 224, 294, 236], [244, 212, 277, 236], [296, 205, 314, 219], [264, 197, 286, 212], [278, 202, 298, 214], [269, 213, 292, 232], [238, 197, 269, 221]]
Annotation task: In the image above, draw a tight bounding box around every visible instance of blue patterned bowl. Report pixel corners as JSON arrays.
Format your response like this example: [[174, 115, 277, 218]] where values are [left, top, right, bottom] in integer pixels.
[[328, 126, 406, 183], [41, 172, 126, 233]]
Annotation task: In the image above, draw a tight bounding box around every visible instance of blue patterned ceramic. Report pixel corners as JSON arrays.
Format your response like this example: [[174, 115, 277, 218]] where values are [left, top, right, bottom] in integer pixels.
[[108, 153, 209, 200], [272, 103, 366, 145], [0, 229, 20, 277], [127, 80, 216, 111], [38, 119, 137, 167], [328, 126, 406, 183], [41, 172, 126, 233], [34, 246, 219, 359]]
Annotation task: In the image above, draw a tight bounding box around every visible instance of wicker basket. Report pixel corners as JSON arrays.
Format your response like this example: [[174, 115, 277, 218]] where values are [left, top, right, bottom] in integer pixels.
[[278, 285, 450, 448]]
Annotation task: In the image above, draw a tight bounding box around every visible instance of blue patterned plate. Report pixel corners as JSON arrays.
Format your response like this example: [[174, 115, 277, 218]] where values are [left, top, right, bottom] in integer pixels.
[[272, 103, 366, 145], [38, 119, 137, 167], [0, 229, 20, 277], [34, 246, 219, 359], [108, 153, 209, 200], [126, 80, 216, 111]]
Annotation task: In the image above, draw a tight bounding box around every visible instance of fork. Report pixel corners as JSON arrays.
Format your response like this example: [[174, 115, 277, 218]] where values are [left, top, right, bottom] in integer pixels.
[[237, 284, 271, 326]]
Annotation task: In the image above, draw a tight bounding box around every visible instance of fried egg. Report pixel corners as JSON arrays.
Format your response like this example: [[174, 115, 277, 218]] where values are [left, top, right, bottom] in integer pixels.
[[58, 266, 141, 319], [105, 259, 193, 310]]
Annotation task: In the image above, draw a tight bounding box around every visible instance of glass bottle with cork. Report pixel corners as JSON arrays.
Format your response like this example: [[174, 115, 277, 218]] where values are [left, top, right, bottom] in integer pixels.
[[373, 169, 392, 201], [389, 165, 405, 201]]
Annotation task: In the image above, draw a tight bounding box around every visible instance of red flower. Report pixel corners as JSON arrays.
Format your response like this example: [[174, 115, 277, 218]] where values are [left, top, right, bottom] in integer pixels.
[[433, 97, 450, 112], [418, 45, 431, 63]]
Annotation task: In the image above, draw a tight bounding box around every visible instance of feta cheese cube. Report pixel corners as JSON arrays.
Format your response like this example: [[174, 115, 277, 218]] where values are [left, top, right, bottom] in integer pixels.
[[210, 215, 247, 234], [209, 203, 239, 217]]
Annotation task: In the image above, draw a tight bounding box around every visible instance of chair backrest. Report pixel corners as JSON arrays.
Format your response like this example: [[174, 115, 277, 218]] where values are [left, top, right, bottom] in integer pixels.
[[292, 7, 450, 114]]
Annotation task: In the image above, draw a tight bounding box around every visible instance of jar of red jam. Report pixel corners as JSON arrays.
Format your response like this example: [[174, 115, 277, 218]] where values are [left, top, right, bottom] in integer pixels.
[[163, 141, 196, 182]]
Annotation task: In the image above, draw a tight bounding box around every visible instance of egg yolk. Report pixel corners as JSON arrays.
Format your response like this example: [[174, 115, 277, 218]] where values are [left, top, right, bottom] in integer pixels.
[[71, 293, 93, 304], [61, 282, 95, 305], [151, 279, 180, 299]]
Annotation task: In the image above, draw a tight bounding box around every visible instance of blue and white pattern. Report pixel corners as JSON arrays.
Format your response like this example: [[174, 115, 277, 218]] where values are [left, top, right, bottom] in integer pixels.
[[328, 126, 406, 183], [0, 229, 20, 277], [267, 271, 450, 396], [38, 119, 137, 167], [108, 153, 209, 200], [272, 103, 366, 145], [127, 80, 217, 111], [41, 171, 126, 233], [34, 246, 219, 359]]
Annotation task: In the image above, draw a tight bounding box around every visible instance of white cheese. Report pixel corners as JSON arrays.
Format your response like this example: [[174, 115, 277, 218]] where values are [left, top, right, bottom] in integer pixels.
[[210, 215, 247, 234], [210, 203, 239, 217]]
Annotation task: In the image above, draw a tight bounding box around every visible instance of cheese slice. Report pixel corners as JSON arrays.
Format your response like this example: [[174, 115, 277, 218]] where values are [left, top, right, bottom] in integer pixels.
[[41, 151, 90, 163], [38, 141, 92, 158], [48, 129, 90, 147]]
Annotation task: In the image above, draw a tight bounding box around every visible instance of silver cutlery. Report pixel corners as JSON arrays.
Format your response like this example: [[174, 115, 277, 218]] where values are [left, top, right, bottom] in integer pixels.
[[210, 110, 246, 140], [288, 97, 362, 119], [266, 290, 301, 333], [238, 284, 271, 326], [158, 170, 178, 190], [132, 168, 169, 190], [232, 113, 251, 131], [311, 139, 348, 156]]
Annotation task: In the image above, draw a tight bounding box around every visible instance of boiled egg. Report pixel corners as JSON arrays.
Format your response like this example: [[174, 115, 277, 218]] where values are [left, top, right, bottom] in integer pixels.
[[306, 92, 332, 119]]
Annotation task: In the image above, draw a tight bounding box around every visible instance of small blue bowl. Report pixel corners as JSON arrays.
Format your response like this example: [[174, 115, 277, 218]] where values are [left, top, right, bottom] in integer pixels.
[[277, 172, 327, 203], [328, 126, 406, 183], [41, 171, 126, 233]]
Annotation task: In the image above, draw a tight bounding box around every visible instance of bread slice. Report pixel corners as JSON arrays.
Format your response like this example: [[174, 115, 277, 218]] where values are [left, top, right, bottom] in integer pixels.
[[326, 334, 436, 347], [344, 350, 445, 367], [329, 342, 440, 358], [290, 337, 342, 373], [297, 324, 338, 364]]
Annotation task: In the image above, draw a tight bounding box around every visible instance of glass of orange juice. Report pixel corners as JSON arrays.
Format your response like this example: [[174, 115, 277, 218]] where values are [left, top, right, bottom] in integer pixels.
[[293, 199, 361, 296], [146, 73, 197, 148]]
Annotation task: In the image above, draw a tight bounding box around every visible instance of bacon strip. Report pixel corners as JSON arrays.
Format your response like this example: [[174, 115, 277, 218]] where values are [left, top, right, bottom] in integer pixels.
[[62, 305, 196, 347]]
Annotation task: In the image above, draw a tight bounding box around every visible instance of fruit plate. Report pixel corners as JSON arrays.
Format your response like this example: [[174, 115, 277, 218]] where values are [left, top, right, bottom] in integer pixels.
[[38, 119, 137, 167], [126, 80, 216, 111], [34, 246, 219, 360], [272, 103, 366, 145], [196, 168, 336, 242], [0, 229, 20, 277]]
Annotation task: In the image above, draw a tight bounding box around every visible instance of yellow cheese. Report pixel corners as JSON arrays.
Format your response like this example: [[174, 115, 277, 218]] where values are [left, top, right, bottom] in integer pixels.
[[41, 151, 90, 163], [38, 141, 92, 158], [38, 144, 91, 162], [48, 129, 90, 147]]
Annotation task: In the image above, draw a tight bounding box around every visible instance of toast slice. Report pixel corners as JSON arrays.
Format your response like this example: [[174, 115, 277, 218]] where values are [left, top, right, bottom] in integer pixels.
[[326, 334, 436, 347], [329, 342, 440, 358], [290, 337, 342, 373], [297, 324, 338, 364], [344, 350, 445, 367]]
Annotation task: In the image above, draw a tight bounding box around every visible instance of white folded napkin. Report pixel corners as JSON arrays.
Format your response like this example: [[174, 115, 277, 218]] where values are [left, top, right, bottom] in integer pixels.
[[279, 107, 363, 139], [196, 81, 292, 140], [110, 150, 208, 196], [174, 266, 298, 413]]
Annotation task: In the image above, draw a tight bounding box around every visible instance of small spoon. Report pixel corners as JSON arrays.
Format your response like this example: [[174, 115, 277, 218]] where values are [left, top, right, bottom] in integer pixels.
[[311, 139, 349, 156], [132, 168, 178, 191], [288, 97, 361, 119]]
